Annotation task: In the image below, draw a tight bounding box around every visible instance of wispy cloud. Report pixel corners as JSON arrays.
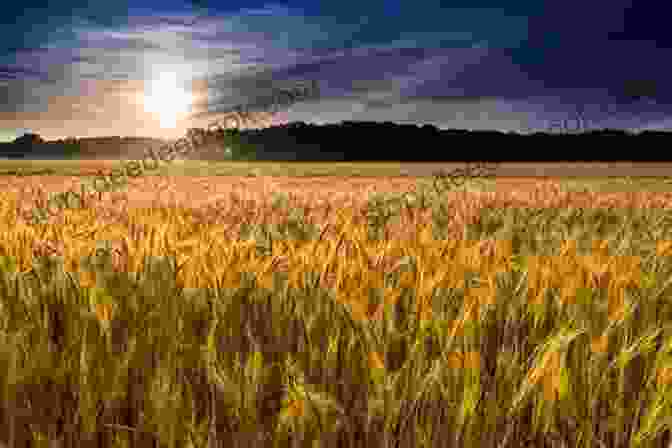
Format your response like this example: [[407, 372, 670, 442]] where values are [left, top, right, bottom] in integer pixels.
[[0, 1, 670, 141]]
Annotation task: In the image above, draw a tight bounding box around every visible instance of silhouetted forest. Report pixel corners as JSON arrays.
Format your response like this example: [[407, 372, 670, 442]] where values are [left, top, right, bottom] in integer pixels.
[[2, 121, 671, 162]]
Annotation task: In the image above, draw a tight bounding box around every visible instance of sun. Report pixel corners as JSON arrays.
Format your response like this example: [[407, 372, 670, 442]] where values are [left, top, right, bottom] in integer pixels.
[[144, 72, 192, 129]]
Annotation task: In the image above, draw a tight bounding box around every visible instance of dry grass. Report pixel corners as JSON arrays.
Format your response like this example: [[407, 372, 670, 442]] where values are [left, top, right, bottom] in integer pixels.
[[1, 172, 672, 447]]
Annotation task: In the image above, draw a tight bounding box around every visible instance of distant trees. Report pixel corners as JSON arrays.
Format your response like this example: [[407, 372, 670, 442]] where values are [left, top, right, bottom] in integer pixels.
[[13, 132, 44, 146], [9, 133, 46, 158], [61, 136, 81, 159], [7, 133, 84, 159], [186, 126, 256, 161]]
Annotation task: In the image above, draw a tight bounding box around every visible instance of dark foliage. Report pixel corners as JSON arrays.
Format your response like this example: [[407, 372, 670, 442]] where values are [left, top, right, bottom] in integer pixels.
[[3, 122, 672, 163], [191, 120, 672, 162]]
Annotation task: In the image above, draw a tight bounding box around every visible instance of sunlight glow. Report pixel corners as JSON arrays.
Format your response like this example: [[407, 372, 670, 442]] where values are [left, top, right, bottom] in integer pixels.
[[144, 72, 192, 129]]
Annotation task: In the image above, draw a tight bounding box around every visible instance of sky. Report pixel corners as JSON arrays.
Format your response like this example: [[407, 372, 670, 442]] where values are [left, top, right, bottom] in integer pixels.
[[1, 0, 671, 143]]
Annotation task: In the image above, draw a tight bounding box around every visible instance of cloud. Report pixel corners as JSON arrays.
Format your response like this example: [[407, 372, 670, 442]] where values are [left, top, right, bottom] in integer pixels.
[[1, 1, 671, 139]]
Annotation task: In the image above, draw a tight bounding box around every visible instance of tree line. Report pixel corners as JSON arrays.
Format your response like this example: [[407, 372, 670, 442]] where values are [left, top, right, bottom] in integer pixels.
[[2, 121, 671, 163]]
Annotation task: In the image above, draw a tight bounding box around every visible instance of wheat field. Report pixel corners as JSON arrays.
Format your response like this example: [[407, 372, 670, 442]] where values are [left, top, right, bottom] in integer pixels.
[[1, 169, 672, 447]]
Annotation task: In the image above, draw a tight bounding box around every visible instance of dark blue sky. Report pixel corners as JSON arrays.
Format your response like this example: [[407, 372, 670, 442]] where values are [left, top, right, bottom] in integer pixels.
[[2, 0, 671, 142]]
